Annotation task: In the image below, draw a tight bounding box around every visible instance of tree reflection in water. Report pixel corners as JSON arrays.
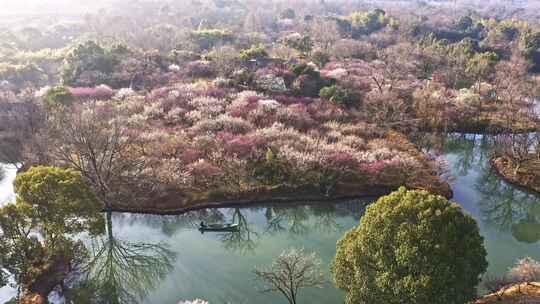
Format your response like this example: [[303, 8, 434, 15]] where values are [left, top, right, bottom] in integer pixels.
[[73, 211, 176, 304], [219, 208, 259, 255], [475, 167, 525, 231], [418, 133, 540, 244], [264, 207, 287, 235], [310, 205, 341, 234], [278, 206, 310, 237], [445, 135, 477, 176], [466, 137, 540, 243]]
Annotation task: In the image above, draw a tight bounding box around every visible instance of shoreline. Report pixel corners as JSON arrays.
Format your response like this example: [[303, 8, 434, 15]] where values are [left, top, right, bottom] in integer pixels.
[[490, 156, 540, 196], [105, 193, 380, 215], [104, 182, 453, 215]]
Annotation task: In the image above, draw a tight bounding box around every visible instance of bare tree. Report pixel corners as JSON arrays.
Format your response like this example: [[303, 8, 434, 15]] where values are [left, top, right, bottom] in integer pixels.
[[207, 45, 240, 77], [254, 248, 325, 304], [43, 101, 148, 208], [309, 19, 341, 52]]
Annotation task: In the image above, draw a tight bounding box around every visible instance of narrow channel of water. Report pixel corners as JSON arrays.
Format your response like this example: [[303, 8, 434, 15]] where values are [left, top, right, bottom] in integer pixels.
[[0, 134, 539, 303]]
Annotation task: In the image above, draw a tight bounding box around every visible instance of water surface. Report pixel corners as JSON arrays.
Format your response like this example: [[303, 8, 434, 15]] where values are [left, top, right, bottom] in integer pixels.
[[1, 134, 540, 304]]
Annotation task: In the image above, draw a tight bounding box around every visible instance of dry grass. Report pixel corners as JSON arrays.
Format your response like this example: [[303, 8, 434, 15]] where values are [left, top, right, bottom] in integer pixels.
[[474, 282, 540, 304]]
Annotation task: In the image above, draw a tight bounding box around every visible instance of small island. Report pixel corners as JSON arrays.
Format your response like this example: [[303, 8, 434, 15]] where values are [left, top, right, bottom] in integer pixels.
[[492, 154, 540, 194]]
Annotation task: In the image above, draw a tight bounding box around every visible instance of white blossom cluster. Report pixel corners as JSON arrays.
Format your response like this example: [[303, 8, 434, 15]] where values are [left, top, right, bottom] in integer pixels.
[[177, 300, 209, 304], [256, 74, 288, 92], [326, 68, 348, 79]]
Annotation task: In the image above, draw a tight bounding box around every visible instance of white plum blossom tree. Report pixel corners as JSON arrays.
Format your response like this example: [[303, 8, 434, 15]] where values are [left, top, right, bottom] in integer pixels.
[[254, 248, 325, 304]]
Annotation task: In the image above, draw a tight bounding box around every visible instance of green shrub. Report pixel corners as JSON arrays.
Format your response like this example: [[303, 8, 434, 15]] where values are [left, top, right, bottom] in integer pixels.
[[239, 44, 268, 61], [292, 75, 320, 97], [520, 30, 540, 72], [282, 34, 314, 55], [189, 29, 235, 51], [0, 63, 46, 89], [61, 41, 126, 86], [347, 9, 394, 38], [332, 187, 488, 304], [319, 85, 359, 107], [251, 148, 286, 185], [44, 85, 75, 108], [289, 63, 320, 78]]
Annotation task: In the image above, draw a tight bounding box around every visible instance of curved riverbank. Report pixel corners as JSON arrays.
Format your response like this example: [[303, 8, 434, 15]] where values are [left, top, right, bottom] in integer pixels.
[[107, 181, 452, 215], [490, 156, 540, 195]]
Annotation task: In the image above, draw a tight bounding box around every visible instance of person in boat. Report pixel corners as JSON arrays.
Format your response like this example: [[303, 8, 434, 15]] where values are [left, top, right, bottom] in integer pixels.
[[200, 221, 207, 228]]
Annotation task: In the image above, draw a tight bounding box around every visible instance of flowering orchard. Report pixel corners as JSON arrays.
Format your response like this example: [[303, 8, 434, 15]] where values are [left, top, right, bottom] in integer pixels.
[[36, 81, 447, 204]]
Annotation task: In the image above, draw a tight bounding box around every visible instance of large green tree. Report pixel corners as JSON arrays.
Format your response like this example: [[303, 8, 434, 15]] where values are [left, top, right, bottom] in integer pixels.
[[13, 165, 105, 240], [331, 187, 487, 304], [0, 166, 104, 302]]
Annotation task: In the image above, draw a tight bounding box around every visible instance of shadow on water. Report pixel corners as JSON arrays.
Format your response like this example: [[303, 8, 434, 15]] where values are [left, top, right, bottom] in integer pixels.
[[128, 200, 370, 256], [64, 211, 177, 304], [105, 199, 369, 303]]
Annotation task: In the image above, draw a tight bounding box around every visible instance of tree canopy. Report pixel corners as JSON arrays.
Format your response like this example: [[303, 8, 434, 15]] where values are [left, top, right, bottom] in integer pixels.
[[331, 187, 488, 304], [0, 166, 105, 301]]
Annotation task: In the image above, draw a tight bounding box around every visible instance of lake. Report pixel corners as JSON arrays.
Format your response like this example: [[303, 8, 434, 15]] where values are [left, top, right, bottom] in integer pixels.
[[1, 134, 539, 304]]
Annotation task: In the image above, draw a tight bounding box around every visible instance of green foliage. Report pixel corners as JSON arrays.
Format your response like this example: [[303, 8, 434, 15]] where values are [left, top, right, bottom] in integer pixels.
[[61, 40, 127, 86], [289, 63, 320, 78], [519, 30, 540, 72], [239, 44, 268, 61], [280, 8, 296, 20], [446, 38, 497, 87], [331, 187, 488, 304], [0, 204, 53, 288], [43, 85, 75, 108], [12, 47, 67, 63], [251, 148, 286, 185], [292, 75, 321, 97], [283, 35, 314, 55], [0, 62, 46, 89], [348, 9, 394, 38], [450, 37, 478, 59], [189, 29, 235, 51], [231, 68, 254, 86], [14, 166, 105, 238], [0, 166, 105, 294], [288, 63, 335, 97], [319, 85, 359, 107], [466, 51, 499, 79]]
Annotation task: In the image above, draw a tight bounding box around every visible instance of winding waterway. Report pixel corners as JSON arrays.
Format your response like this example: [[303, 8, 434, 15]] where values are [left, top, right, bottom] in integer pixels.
[[1, 134, 539, 303]]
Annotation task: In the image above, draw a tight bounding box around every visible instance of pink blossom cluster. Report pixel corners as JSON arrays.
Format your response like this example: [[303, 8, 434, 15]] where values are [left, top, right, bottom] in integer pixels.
[[68, 84, 114, 100], [114, 82, 426, 192]]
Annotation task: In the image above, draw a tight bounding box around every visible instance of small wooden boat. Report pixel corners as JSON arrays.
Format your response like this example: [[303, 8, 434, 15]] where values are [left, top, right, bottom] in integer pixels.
[[199, 222, 239, 232]]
